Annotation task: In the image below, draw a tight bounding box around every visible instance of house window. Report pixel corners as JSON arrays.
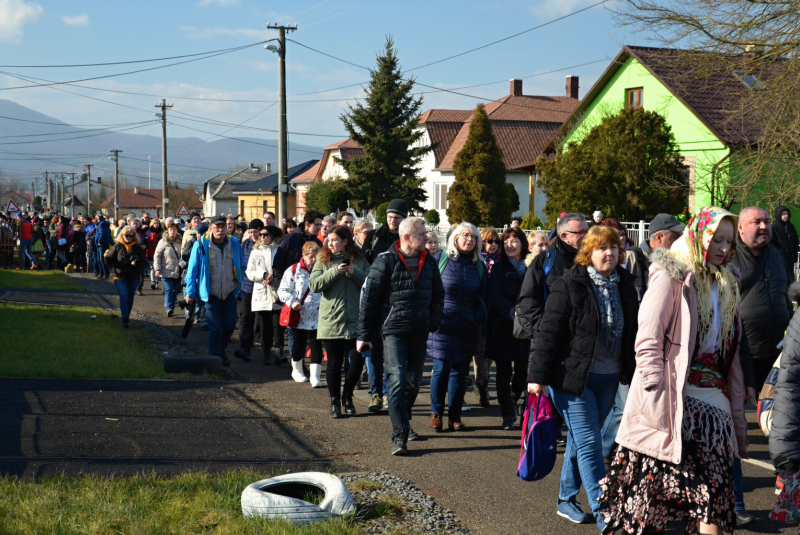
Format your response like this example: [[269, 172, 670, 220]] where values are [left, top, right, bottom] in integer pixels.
[[433, 183, 448, 210], [627, 88, 643, 109]]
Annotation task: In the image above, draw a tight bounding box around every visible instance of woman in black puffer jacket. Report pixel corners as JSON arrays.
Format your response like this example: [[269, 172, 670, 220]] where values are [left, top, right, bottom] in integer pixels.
[[104, 226, 147, 328]]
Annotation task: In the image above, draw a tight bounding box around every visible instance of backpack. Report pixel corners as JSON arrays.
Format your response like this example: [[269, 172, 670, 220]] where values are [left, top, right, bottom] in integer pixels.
[[757, 352, 783, 436], [517, 393, 558, 481], [438, 253, 487, 319], [541, 248, 557, 299]]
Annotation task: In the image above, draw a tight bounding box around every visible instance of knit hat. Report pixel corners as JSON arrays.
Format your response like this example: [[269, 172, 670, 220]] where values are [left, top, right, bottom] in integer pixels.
[[197, 223, 209, 235], [387, 199, 409, 218], [248, 219, 264, 230], [593, 210, 603, 218], [261, 226, 281, 239]]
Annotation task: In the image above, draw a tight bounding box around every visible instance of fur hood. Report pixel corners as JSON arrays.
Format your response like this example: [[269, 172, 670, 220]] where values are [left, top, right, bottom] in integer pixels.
[[650, 248, 687, 282], [524, 251, 539, 267]]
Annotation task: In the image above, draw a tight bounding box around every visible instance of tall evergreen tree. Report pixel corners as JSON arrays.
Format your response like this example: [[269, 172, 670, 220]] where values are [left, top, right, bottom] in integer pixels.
[[447, 104, 513, 227], [338, 37, 431, 212]]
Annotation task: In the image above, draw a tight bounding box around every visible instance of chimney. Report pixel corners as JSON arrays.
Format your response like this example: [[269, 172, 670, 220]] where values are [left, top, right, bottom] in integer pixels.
[[743, 44, 765, 60], [566, 76, 579, 99], [134, 187, 139, 195], [249, 162, 255, 169], [510, 79, 523, 97], [266, 163, 272, 173]]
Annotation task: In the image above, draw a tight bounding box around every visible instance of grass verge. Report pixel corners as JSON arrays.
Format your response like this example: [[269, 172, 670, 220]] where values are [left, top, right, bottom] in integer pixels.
[[0, 303, 165, 379], [0, 269, 86, 291], [0, 470, 362, 535]]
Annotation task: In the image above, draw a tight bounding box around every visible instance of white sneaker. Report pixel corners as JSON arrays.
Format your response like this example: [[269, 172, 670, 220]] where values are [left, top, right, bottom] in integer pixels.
[[309, 363, 323, 388], [291, 359, 308, 383]]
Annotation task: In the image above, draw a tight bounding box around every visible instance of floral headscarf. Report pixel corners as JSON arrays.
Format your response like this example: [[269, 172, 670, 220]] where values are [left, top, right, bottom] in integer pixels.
[[686, 207, 738, 270]]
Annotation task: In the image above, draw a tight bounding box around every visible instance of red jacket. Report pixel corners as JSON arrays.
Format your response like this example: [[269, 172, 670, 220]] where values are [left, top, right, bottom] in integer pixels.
[[19, 220, 33, 240]]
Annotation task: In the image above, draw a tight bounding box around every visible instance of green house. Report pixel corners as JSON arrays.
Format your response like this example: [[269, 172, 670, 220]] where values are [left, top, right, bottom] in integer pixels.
[[551, 45, 762, 215]]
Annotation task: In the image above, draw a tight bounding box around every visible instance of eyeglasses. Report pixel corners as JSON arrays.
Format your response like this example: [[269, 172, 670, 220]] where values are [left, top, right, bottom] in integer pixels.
[[564, 230, 588, 237], [485, 239, 499, 244], [460, 233, 477, 241]]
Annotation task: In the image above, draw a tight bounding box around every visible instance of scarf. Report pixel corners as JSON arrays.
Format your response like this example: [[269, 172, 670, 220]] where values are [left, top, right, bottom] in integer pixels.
[[671, 206, 739, 360], [587, 266, 623, 345], [508, 257, 526, 276]]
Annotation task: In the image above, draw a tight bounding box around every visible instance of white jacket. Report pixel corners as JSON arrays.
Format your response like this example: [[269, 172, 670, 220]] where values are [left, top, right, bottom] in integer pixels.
[[245, 244, 282, 312], [277, 260, 322, 330]]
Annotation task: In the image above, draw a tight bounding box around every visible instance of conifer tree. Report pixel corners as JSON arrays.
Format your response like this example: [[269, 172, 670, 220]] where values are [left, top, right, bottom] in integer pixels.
[[338, 37, 431, 212], [447, 104, 513, 226]]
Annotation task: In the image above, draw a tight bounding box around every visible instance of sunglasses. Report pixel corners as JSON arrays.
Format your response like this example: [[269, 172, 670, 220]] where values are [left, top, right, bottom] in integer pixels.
[[485, 239, 499, 244]]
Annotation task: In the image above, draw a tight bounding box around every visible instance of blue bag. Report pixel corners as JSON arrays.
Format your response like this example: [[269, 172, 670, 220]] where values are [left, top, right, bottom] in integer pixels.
[[516, 393, 558, 482]]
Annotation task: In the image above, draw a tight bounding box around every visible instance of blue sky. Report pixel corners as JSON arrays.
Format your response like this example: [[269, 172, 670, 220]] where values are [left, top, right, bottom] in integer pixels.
[[0, 0, 645, 147]]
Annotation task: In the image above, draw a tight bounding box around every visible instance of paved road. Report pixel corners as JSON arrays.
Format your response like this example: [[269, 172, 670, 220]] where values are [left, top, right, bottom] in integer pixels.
[[1, 273, 794, 534]]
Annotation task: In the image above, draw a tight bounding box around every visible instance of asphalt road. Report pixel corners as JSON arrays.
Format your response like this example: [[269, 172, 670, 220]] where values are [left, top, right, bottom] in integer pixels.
[[1, 273, 795, 534]]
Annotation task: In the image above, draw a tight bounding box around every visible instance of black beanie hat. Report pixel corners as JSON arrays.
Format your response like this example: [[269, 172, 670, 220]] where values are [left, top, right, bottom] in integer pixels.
[[261, 225, 281, 239], [248, 219, 264, 230], [386, 198, 409, 218]]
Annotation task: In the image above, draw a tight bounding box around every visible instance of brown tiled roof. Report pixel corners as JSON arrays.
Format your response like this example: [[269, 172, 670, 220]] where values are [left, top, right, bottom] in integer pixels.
[[100, 188, 201, 210], [426, 121, 466, 167], [324, 138, 361, 150], [291, 160, 322, 184], [339, 147, 364, 161], [483, 95, 579, 123], [418, 109, 473, 124]]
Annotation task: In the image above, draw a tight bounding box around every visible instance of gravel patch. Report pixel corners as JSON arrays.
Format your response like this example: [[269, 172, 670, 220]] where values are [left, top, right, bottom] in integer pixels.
[[343, 472, 472, 535]]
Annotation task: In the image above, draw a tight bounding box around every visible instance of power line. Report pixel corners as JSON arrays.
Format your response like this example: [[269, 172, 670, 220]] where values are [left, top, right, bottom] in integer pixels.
[[169, 109, 344, 137], [166, 119, 324, 155], [119, 155, 228, 172], [0, 121, 157, 140], [0, 122, 157, 146]]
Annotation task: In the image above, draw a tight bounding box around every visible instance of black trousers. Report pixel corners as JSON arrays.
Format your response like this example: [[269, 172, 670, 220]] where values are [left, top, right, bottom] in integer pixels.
[[495, 359, 528, 418], [291, 328, 323, 364], [322, 339, 362, 398], [237, 294, 255, 356], [753, 357, 777, 394], [256, 310, 282, 356]]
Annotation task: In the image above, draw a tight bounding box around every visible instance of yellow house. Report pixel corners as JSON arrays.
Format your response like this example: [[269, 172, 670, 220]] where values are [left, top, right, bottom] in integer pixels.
[[234, 160, 319, 222]]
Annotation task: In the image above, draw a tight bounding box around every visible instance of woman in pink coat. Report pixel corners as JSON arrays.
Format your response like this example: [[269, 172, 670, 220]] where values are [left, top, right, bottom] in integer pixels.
[[599, 207, 748, 535]]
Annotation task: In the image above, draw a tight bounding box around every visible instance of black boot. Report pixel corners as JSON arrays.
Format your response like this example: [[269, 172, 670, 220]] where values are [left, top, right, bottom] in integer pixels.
[[330, 397, 342, 419], [478, 385, 490, 408], [273, 349, 284, 366], [343, 394, 356, 415], [263, 349, 273, 366]]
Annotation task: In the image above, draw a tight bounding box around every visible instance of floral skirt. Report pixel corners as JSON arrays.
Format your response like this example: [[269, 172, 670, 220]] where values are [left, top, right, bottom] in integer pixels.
[[771, 471, 800, 531], [599, 395, 737, 534]]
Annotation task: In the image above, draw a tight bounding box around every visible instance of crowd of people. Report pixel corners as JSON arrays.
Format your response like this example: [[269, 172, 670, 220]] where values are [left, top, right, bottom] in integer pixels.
[[5, 199, 800, 535]]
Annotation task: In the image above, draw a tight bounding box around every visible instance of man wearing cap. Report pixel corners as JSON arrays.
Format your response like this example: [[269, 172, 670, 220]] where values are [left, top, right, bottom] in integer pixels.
[[185, 216, 246, 365], [234, 218, 264, 362], [626, 213, 685, 300], [272, 210, 323, 283]]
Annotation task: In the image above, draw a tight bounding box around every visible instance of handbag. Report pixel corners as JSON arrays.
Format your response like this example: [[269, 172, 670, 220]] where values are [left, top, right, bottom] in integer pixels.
[[513, 305, 531, 340], [757, 351, 783, 436], [58, 238, 67, 246], [279, 263, 311, 328], [516, 393, 558, 482]]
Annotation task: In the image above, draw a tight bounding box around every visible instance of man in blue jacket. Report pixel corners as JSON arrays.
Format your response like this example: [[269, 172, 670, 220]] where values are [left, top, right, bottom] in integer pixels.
[[185, 217, 246, 365], [93, 216, 112, 279]]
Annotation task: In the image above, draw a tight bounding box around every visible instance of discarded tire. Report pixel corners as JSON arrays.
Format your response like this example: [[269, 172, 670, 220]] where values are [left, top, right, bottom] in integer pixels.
[[241, 472, 355, 523], [163, 354, 223, 374]]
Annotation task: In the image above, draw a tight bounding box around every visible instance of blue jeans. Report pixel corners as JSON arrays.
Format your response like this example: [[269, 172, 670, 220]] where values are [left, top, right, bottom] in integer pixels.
[[368, 334, 385, 396], [601, 383, 629, 458], [114, 278, 139, 319], [204, 293, 238, 356], [96, 244, 109, 277], [20, 239, 36, 268], [162, 277, 180, 312], [383, 334, 428, 443], [45, 240, 54, 266], [430, 358, 470, 420], [733, 456, 745, 511], [549, 373, 619, 516]]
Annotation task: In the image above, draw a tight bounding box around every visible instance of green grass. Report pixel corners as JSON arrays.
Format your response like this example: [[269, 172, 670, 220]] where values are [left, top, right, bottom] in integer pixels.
[[349, 479, 383, 492], [0, 303, 165, 378], [0, 470, 363, 535], [0, 269, 86, 291]]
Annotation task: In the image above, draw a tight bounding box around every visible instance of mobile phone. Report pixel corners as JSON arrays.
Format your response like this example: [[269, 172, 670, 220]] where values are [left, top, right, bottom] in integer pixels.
[[341, 258, 351, 266]]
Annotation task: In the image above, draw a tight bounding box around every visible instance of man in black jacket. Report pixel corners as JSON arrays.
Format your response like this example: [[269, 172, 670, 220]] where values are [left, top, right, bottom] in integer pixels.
[[357, 217, 444, 456], [772, 205, 798, 280], [272, 210, 323, 282], [362, 198, 407, 264]]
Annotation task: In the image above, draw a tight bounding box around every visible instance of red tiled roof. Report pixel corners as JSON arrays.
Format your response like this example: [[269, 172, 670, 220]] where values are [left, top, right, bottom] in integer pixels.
[[324, 137, 361, 150], [483, 95, 579, 123], [426, 121, 466, 167], [339, 147, 364, 161], [100, 188, 201, 210], [418, 109, 473, 124], [290, 160, 322, 183]]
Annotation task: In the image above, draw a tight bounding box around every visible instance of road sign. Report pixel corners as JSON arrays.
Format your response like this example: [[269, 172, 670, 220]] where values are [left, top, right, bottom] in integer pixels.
[[175, 202, 191, 217], [6, 200, 20, 213]]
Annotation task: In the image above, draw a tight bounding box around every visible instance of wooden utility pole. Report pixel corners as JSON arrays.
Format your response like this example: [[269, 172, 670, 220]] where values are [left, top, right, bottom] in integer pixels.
[[155, 99, 173, 217], [70, 173, 76, 219], [266, 24, 297, 224], [109, 149, 123, 221], [84, 164, 93, 215]]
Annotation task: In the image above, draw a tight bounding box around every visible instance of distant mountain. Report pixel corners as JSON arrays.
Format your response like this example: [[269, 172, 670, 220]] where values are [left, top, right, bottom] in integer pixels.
[[0, 99, 325, 187]]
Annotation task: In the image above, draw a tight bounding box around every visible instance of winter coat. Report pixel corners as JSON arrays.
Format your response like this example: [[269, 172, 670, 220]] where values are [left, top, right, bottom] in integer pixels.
[[245, 244, 282, 312], [71, 227, 86, 254], [772, 205, 799, 279], [94, 221, 112, 248], [241, 237, 258, 295], [362, 224, 400, 264], [357, 242, 445, 341], [105, 240, 147, 281], [615, 249, 748, 464], [626, 246, 650, 302], [48, 223, 59, 247], [730, 238, 792, 364], [527, 265, 638, 393], [184, 234, 246, 303], [486, 256, 529, 363], [277, 258, 322, 331], [56, 223, 71, 251], [770, 282, 800, 477], [309, 251, 369, 340], [516, 237, 579, 336], [273, 225, 322, 282], [154, 239, 182, 280], [426, 253, 489, 364], [146, 228, 163, 259]]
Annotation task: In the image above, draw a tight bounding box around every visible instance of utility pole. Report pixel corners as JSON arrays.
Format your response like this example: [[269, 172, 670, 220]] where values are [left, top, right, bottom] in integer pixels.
[[59, 173, 66, 213], [266, 23, 297, 225], [109, 149, 123, 221], [84, 164, 93, 216], [155, 99, 172, 218], [148, 155, 151, 189], [46, 172, 51, 211], [70, 172, 76, 219]]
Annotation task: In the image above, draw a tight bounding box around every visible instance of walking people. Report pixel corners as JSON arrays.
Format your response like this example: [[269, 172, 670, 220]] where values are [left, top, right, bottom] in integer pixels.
[[427, 222, 489, 433], [771, 206, 798, 280], [487, 227, 530, 430], [184, 217, 246, 365], [104, 226, 147, 328], [234, 219, 264, 362], [353, 220, 373, 248], [600, 207, 749, 535], [245, 225, 285, 366], [55, 216, 70, 269], [528, 225, 638, 531], [71, 219, 87, 273], [94, 216, 112, 279], [278, 241, 323, 385], [357, 217, 444, 455], [153, 222, 182, 316], [308, 225, 369, 419], [18, 214, 36, 270], [425, 231, 441, 261], [473, 227, 502, 407], [146, 218, 163, 290], [272, 210, 323, 281], [526, 231, 549, 261]]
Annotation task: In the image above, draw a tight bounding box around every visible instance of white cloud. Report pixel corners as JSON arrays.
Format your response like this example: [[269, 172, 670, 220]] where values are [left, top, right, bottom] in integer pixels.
[[61, 13, 89, 27], [195, 0, 239, 7], [178, 25, 274, 40], [0, 0, 43, 43]]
